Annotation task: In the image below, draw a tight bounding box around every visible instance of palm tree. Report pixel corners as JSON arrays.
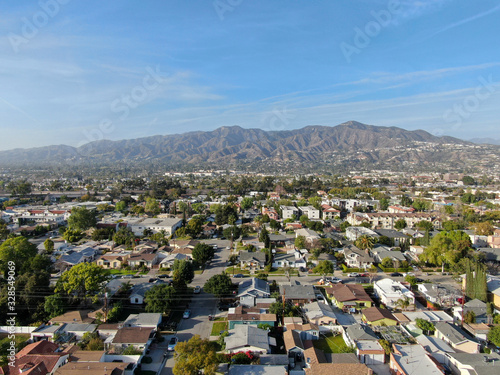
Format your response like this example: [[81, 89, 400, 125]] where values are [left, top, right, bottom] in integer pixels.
[[396, 296, 410, 311], [355, 235, 375, 251]]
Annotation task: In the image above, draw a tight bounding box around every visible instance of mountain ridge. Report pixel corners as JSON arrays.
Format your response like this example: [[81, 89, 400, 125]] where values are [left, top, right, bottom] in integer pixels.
[[0, 121, 496, 172]]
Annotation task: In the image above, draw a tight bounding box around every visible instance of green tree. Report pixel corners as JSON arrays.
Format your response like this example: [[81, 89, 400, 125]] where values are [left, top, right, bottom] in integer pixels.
[[464, 310, 476, 324], [295, 235, 306, 249], [0, 236, 37, 276], [355, 235, 375, 250], [405, 275, 417, 286], [420, 230, 472, 272], [259, 227, 270, 248], [223, 226, 242, 242], [203, 273, 233, 299], [192, 243, 215, 265], [173, 335, 218, 375], [172, 259, 195, 284], [412, 199, 430, 212], [43, 239, 54, 253], [394, 219, 407, 230], [186, 217, 203, 237], [144, 284, 177, 313], [44, 294, 65, 318], [381, 257, 394, 268], [379, 198, 390, 211], [145, 197, 161, 215], [55, 262, 110, 302], [400, 195, 413, 207], [396, 296, 411, 311], [0, 220, 9, 240], [113, 227, 136, 246], [115, 201, 127, 212], [67, 207, 97, 230], [462, 176, 476, 185], [487, 325, 500, 347], [240, 197, 254, 211], [313, 260, 334, 277], [415, 318, 435, 334], [415, 220, 433, 232]]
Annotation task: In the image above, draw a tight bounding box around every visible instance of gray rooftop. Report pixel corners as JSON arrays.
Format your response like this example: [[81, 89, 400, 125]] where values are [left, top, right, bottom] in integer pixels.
[[434, 322, 475, 345], [345, 323, 378, 341], [228, 365, 287, 375], [224, 325, 270, 352], [279, 284, 315, 300], [447, 353, 500, 375], [123, 313, 162, 328]]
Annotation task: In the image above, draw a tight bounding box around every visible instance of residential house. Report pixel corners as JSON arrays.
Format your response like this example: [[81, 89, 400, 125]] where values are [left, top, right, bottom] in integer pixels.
[[280, 281, 316, 305], [96, 252, 129, 269], [343, 323, 379, 348], [462, 323, 490, 343], [224, 325, 272, 354], [478, 247, 500, 262], [371, 246, 408, 266], [345, 227, 379, 242], [227, 365, 287, 375], [283, 330, 305, 363], [159, 252, 190, 268], [5, 340, 69, 375], [55, 247, 99, 272], [487, 275, 500, 311], [227, 305, 277, 329], [60, 323, 97, 340], [262, 207, 279, 221], [399, 311, 454, 325], [295, 228, 321, 243], [109, 327, 154, 352], [239, 250, 267, 270], [123, 313, 162, 329], [272, 252, 305, 269], [463, 299, 488, 324], [362, 307, 398, 326], [129, 283, 156, 305], [374, 278, 415, 310], [407, 245, 425, 262], [302, 301, 337, 326], [446, 352, 500, 375], [285, 323, 320, 342], [237, 278, 270, 306], [127, 253, 159, 269], [390, 344, 445, 375], [487, 229, 500, 248], [418, 283, 461, 309], [388, 205, 415, 214], [31, 324, 65, 342], [434, 322, 480, 354], [305, 363, 373, 375], [54, 362, 128, 375], [326, 284, 373, 312], [50, 310, 94, 325], [340, 245, 375, 270], [415, 335, 455, 365]]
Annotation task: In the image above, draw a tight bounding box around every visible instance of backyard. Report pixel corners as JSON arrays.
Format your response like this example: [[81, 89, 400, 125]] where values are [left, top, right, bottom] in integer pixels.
[[313, 333, 353, 353]]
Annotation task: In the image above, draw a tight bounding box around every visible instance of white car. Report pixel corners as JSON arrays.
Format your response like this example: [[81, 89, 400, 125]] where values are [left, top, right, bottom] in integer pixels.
[[167, 336, 178, 351], [348, 272, 360, 277], [194, 286, 201, 294], [183, 309, 191, 319]]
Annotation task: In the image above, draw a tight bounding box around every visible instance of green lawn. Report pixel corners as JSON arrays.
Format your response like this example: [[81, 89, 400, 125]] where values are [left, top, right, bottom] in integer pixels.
[[108, 269, 137, 275], [211, 321, 228, 336], [313, 334, 349, 353]]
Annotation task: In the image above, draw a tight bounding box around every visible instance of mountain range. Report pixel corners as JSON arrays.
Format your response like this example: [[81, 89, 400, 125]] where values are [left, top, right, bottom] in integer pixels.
[[1, 121, 498, 173]]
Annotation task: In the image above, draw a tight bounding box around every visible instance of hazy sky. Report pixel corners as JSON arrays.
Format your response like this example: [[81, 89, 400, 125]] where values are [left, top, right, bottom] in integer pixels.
[[1, 0, 499, 150]]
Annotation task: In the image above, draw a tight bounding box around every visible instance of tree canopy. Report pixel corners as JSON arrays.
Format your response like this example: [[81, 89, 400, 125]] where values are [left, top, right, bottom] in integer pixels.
[[144, 284, 177, 313], [191, 243, 215, 265], [203, 273, 233, 299], [67, 206, 97, 230], [420, 230, 472, 270], [173, 335, 218, 375], [55, 262, 110, 302]]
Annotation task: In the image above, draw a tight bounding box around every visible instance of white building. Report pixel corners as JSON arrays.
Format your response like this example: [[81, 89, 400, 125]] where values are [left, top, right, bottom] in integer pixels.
[[281, 206, 299, 220], [299, 206, 320, 220], [127, 217, 183, 236], [374, 278, 415, 310]]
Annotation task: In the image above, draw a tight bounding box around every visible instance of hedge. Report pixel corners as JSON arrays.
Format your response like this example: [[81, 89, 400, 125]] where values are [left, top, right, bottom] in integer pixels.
[[379, 266, 411, 273], [341, 264, 363, 273]]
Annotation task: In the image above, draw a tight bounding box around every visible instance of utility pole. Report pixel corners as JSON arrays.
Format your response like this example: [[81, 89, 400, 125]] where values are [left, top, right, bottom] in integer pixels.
[[104, 292, 108, 322]]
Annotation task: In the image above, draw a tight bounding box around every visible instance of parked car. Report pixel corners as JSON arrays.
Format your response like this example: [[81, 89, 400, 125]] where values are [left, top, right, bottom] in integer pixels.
[[348, 272, 360, 277], [167, 336, 178, 351], [315, 294, 326, 303], [390, 272, 403, 277], [183, 309, 191, 319], [158, 274, 170, 279], [234, 274, 244, 278], [359, 273, 369, 277], [194, 286, 201, 294]]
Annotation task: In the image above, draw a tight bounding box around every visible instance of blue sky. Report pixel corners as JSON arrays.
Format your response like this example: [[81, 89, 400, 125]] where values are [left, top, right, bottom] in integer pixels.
[[0, 0, 499, 150]]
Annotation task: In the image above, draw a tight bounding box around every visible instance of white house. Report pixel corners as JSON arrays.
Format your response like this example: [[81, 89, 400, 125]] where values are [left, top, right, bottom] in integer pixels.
[[127, 217, 183, 236], [299, 206, 320, 220], [374, 278, 415, 310]]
